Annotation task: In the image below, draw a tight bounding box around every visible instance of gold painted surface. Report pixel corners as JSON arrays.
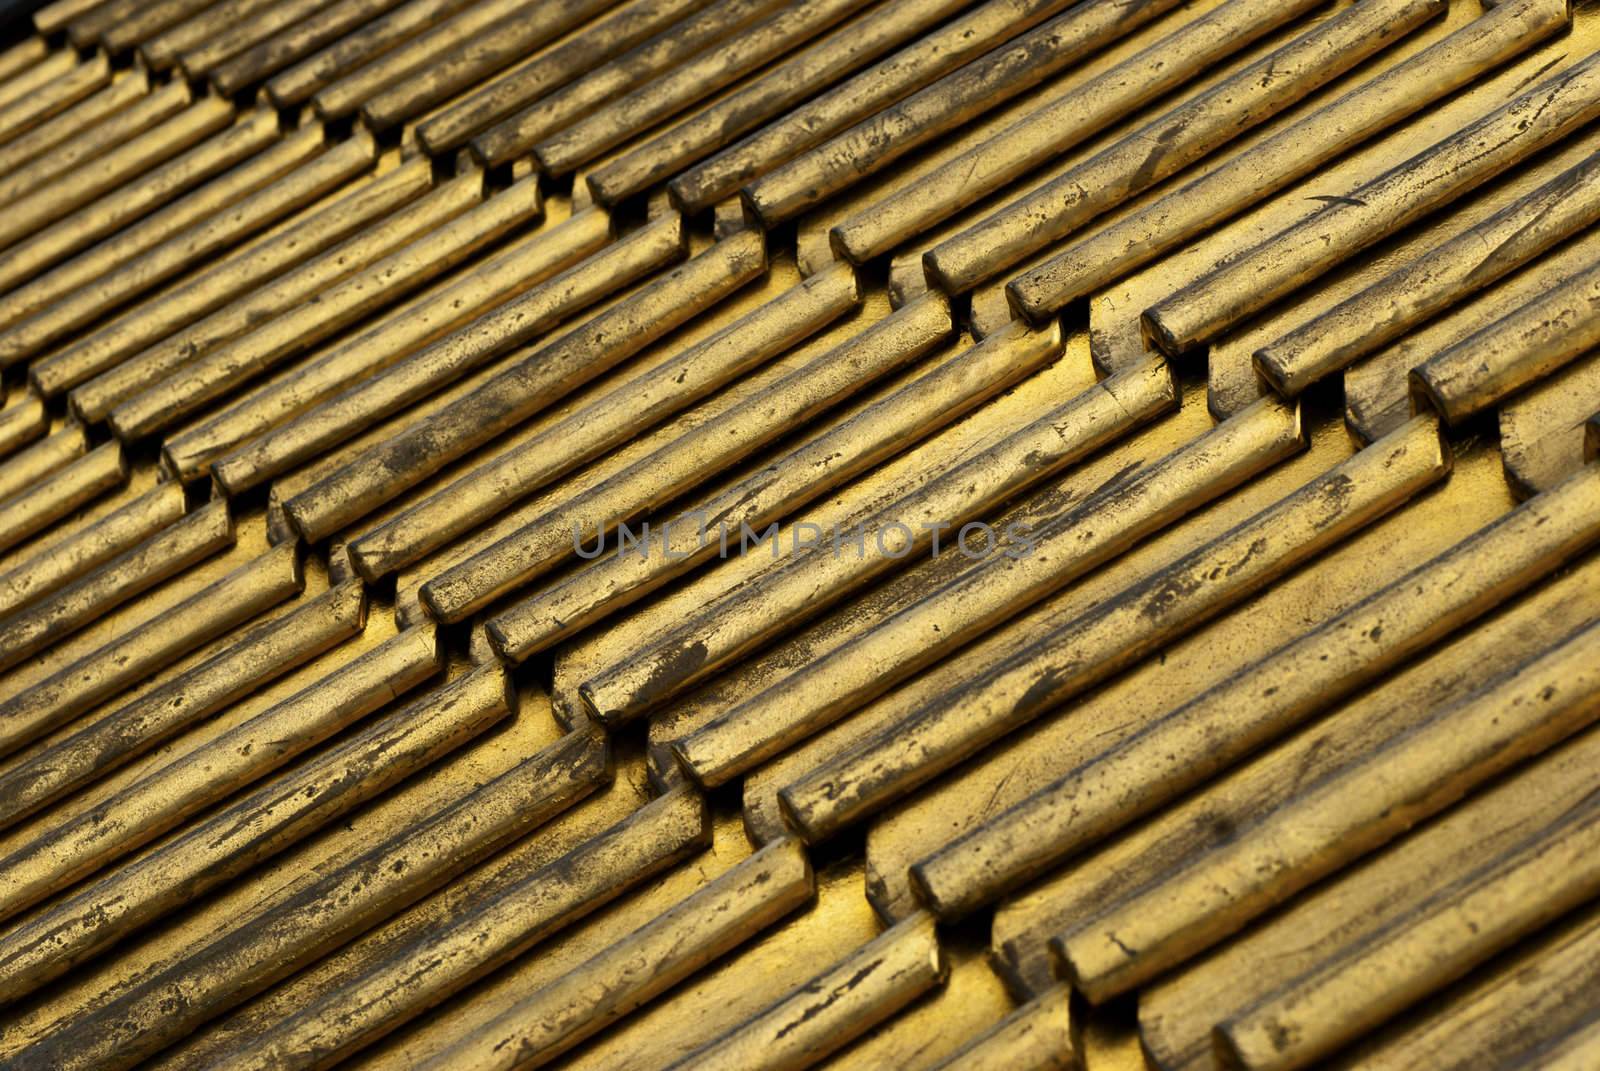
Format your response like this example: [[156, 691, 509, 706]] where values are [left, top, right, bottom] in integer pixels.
[[1, 1, 1599, 1068]]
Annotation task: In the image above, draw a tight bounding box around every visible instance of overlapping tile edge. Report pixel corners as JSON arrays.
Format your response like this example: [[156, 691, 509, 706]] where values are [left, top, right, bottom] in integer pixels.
[[0, 0, 1597, 1068]]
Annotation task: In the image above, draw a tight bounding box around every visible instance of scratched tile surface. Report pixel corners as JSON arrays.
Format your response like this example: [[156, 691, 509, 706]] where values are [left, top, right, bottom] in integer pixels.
[[0, 0, 1598, 1068]]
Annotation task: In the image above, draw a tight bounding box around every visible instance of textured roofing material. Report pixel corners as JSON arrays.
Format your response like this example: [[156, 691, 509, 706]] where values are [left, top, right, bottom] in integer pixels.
[[0, 1, 1598, 1068]]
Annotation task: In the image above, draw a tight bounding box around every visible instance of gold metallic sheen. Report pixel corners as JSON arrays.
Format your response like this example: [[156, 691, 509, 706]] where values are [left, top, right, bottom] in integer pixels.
[[926, 0, 1447, 296], [0, 441, 125, 557], [69, 159, 479, 425], [350, 256, 857, 582], [668, 0, 1085, 214], [831, 0, 1327, 267], [32, 132, 408, 399], [741, 0, 1184, 228], [416, 837, 814, 1071], [414, 0, 711, 155], [1058, 611, 1600, 1003], [283, 222, 769, 545], [0, 481, 184, 618], [914, 457, 1600, 920], [1006, 0, 1569, 323], [235, 786, 709, 1071], [1412, 252, 1600, 424], [1259, 139, 1600, 397], [468, 0, 791, 168], [0, 499, 234, 677], [664, 912, 946, 1071], [189, 204, 614, 489], [1142, 46, 1600, 356]]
